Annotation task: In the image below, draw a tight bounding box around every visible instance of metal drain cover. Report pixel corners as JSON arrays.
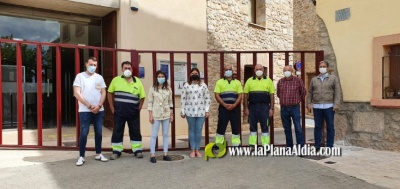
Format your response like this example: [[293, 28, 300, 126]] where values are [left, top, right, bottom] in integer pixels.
[[155, 155, 185, 161]]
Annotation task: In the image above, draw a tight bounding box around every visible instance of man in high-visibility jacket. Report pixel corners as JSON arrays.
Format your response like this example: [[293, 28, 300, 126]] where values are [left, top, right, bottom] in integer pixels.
[[243, 64, 275, 148], [107, 61, 146, 160], [214, 65, 243, 147]]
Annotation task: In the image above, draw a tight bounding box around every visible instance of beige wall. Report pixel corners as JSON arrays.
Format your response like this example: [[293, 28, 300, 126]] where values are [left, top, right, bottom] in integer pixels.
[[316, 0, 400, 102], [115, 0, 207, 136]]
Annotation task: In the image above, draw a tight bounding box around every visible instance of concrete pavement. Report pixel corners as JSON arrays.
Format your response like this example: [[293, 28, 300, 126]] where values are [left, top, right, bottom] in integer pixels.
[[0, 142, 399, 188]]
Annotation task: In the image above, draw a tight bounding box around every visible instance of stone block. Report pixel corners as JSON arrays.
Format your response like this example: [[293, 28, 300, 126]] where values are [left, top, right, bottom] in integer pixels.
[[353, 112, 385, 134], [335, 114, 348, 140]]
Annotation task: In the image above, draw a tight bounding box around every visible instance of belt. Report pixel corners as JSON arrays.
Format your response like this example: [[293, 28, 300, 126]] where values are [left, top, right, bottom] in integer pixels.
[[281, 104, 299, 108], [250, 103, 268, 106]]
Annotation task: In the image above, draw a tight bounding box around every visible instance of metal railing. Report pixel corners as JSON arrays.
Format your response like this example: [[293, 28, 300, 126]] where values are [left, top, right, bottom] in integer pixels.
[[0, 38, 324, 151]]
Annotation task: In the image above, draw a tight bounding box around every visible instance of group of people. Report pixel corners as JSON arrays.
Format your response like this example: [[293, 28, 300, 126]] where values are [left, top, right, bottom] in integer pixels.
[[73, 57, 341, 166]]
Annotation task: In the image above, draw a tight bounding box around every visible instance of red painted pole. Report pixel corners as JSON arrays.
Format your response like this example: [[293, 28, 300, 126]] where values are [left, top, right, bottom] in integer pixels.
[[268, 52, 274, 145], [36, 45, 43, 146], [56, 46, 62, 147], [204, 52, 209, 146], [16, 43, 23, 145], [170, 53, 176, 148], [75, 48, 80, 147], [301, 52, 306, 145], [151, 52, 159, 150], [236, 52, 242, 146], [220, 53, 224, 78], [131, 50, 139, 77]]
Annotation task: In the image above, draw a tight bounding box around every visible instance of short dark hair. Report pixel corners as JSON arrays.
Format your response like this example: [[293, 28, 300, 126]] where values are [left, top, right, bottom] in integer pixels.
[[121, 61, 132, 68], [319, 61, 329, 67], [87, 57, 97, 62]]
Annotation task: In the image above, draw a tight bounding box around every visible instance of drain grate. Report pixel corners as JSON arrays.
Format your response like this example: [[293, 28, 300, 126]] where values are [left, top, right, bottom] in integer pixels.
[[155, 155, 185, 161]]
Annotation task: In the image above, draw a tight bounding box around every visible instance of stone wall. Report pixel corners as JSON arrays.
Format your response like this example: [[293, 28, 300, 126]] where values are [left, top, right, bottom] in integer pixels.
[[336, 103, 400, 151], [206, 0, 294, 133], [293, 0, 400, 152]]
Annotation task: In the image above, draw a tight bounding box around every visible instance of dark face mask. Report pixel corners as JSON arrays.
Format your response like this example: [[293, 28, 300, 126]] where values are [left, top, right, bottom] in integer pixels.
[[190, 74, 200, 81]]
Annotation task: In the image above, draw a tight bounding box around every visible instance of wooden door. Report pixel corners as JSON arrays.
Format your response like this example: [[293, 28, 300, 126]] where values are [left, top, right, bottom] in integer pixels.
[[102, 11, 117, 129]]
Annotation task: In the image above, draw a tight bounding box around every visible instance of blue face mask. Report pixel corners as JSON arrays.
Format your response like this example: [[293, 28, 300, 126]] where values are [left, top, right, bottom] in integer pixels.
[[225, 70, 233, 77], [87, 66, 96, 73], [157, 78, 166, 84]]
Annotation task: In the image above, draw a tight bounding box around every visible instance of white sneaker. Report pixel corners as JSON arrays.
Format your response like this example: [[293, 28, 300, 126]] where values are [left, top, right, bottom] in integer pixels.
[[95, 154, 108, 162], [76, 157, 85, 166]]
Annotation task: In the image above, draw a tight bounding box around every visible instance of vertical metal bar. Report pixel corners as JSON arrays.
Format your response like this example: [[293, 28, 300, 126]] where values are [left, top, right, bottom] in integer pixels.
[[187, 53, 192, 73], [56, 46, 62, 147], [187, 52, 191, 148], [0, 42, 3, 145], [152, 52, 159, 150], [94, 49, 99, 60], [112, 50, 117, 76], [152, 52, 157, 75], [16, 43, 23, 145], [170, 53, 176, 148], [36, 45, 43, 146], [131, 50, 139, 77], [301, 52, 306, 144], [285, 52, 289, 66], [253, 52, 257, 67], [220, 53, 224, 78], [269, 52, 274, 144], [236, 52, 242, 146], [204, 52, 209, 146], [382, 56, 385, 99], [75, 48, 80, 147]]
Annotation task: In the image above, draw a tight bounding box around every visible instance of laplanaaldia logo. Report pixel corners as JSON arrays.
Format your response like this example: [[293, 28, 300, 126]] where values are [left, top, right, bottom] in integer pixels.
[[204, 140, 227, 160]]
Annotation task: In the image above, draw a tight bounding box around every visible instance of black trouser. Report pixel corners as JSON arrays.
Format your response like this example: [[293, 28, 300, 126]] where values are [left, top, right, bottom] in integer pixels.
[[216, 105, 240, 135]]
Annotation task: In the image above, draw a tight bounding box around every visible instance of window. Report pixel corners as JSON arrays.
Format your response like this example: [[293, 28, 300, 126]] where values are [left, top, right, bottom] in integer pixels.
[[248, 0, 266, 28], [382, 45, 400, 99], [371, 34, 400, 107]]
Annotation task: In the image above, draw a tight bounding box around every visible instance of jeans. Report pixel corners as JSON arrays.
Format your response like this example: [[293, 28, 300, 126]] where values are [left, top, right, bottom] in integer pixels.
[[186, 116, 205, 150], [313, 107, 335, 148], [280, 104, 304, 147], [150, 119, 170, 154], [79, 111, 104, 157]]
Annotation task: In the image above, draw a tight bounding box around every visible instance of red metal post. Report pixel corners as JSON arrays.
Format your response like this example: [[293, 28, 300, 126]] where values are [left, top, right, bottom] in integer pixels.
[[75, 48, 80, 147], [285, 52, 289, 66], [268, 52, 274, 144], [186, 53, 191, 148], [94, 49, 99, 60], [131, 50, 139, 77], [253, 52, 257, 67], [16, 43, 23, 145], [220, 53, 224, 78], [236, 52, 242, 146], [151, 52, 159, 150], [204, 52, 209, 145], [36, 45, 43, 146], [300, 52, 306, 144], [0, 42, 2, 145], [56, 46, 62, 147], [112, 50, 117, 76], [170, 53, 176, 148]]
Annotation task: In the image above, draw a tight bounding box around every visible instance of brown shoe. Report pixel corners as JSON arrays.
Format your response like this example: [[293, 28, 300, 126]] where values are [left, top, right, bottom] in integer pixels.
[[110, 154, 119, 160]]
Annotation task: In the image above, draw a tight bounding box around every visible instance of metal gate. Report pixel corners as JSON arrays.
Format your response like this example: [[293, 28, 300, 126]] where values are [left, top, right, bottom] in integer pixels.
[[0, 39, 324, 151]]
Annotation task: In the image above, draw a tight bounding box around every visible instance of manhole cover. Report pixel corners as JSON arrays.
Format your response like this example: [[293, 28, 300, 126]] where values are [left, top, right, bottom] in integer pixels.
[[155, 155, 185, 161]]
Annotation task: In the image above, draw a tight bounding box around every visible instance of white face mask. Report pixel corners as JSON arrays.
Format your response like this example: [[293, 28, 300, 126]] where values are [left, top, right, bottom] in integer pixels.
[[255, 70, 263, 77], [123, 70, 132, 77], [319, 67, 327, 74], [283, 71, 292, 78]]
